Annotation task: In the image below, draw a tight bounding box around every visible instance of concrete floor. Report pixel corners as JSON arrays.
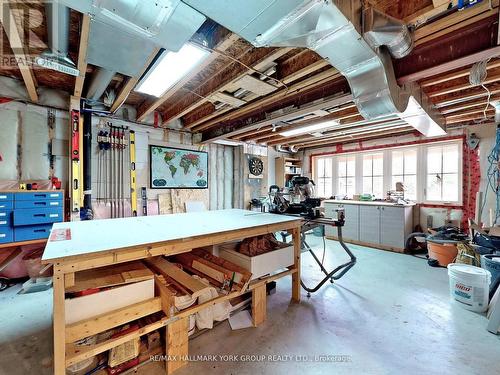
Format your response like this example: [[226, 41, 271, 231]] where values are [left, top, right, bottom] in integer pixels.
[[1, 236, 499, 375]]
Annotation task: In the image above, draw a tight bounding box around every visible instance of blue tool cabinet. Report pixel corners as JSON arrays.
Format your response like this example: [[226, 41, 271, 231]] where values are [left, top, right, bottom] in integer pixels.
[[0, 191, 64, 244]]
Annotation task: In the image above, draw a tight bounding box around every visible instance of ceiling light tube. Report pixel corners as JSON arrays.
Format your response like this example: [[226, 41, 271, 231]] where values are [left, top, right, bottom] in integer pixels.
[[135, 43, 209, 97], [279, 120, 339, 137]]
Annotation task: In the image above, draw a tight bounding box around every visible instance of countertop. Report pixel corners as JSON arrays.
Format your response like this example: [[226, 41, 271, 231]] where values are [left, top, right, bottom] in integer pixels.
[[323, 199, 415, 207]]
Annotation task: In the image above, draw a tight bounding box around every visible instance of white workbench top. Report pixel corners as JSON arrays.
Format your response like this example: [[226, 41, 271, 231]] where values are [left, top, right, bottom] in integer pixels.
[[42, 209, 301, 262], [323, 199, 415, 207]]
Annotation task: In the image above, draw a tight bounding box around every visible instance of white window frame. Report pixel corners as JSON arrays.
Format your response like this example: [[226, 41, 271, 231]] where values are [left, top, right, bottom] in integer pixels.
[[390, 146, 418, 201], [337, 154, 356, 198], [311, 139, 463, 205], [314, 157, 334, 198], [361, 152, 384, 198], [422, 141, 463, 205]]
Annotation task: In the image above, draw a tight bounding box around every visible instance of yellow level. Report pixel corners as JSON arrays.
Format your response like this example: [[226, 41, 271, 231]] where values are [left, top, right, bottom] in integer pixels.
[[129, 130, 137, 216]]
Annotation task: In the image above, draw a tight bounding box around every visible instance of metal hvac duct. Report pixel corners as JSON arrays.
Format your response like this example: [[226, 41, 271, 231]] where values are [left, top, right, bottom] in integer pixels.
[[36, 3, 79, 76], [182, 0, 446, 136], [85, 68, 117, 104]]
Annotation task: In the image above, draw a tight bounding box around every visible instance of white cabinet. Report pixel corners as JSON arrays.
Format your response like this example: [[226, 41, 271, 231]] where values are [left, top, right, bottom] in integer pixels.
[[324, 201, 413, 252], [343, 204, 359, 241], [359, 205, 380, 244], [325, 203, 359, 240]]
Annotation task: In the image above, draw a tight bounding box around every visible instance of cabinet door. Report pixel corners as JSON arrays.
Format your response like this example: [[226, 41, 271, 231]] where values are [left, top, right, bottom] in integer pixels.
[[359, 205, 380, 244], [324, 203, 341, 237], [342, 204, 359, 241], [380, 206, 405, 249]]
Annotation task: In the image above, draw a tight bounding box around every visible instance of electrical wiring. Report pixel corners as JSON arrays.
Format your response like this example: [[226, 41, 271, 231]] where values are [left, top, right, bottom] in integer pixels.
[[469, 59, 493, 122], [480, 126, 500, 224]]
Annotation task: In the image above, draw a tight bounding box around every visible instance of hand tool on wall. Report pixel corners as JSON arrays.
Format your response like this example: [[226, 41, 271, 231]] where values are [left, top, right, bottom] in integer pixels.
[[129, 130, 137, 216]]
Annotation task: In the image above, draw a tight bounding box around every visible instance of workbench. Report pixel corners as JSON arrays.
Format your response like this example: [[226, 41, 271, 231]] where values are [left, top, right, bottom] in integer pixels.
[[42, 209, 302, 374]]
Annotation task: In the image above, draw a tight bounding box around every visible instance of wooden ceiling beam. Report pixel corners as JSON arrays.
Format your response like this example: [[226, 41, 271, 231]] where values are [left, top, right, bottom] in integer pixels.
[[427, 71, 500, 98], [74, 14, 91, 98], [397, 46, 500, 85], [420, 60, 500, 88], [291, 127, 414, 149], [0, 2, 38, 102], [445, 109, 495, 124], [201, 91, 353, 143], [110, 48, 160, 113], [413, 1, 498, 47], [266, 116, 404, 146], [440, 95, 500, 114], [252, 108, 360, 144], [136, 33, 240, 122], [162, 46, 291, 125], [434, 87, 500, 107], [190, 68, 341, 131]]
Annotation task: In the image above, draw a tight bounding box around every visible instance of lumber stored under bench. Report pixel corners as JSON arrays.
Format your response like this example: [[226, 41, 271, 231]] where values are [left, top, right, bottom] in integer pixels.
[[42, 209, 302, 375]]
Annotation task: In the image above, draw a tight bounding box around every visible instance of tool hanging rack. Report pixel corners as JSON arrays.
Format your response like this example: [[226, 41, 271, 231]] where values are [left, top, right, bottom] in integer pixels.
[[96, 121, 133, 218]]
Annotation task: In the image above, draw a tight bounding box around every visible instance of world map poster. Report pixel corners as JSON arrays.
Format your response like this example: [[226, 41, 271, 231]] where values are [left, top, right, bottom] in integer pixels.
[[149, 145, 208, 189]]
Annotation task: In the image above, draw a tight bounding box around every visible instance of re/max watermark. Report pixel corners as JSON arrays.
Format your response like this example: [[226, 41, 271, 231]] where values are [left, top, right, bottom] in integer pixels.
[[150, 354, 352, 363]]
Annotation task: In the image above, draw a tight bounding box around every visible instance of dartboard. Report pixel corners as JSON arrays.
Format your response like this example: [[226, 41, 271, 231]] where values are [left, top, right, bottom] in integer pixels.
[[249, 157, 264, 176]]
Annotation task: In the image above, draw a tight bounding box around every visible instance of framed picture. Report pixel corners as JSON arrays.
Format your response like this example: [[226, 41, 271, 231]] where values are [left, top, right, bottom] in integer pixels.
[[149, 145, 208, 189]]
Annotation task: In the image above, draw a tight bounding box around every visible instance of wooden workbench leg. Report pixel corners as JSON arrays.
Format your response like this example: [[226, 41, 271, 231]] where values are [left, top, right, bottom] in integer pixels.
[[252, 284, 267, 326], [292, 227, 301, 302], [166, 317, 188, 374], [52, 271, 66, 375]]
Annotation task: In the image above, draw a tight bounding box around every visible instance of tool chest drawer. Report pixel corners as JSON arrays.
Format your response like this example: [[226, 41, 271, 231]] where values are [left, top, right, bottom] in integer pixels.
[[0, 201, 13, 210], [13, 207, 63, 226], [0, 227, 13, 243], [14, 199, 63, 209], [14, 192, 63, 201], [0, 211, 12, 226], [0, 193, 13, 201], [14, 224, 52, 241]]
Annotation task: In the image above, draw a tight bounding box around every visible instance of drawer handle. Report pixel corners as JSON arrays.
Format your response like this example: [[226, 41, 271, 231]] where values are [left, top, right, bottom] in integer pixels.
[[34, 202, 47, 206], [34, 194, 47, 198], [0, 195, 7, 199], [0, 213, 6, 217], [0, 234, 5, 238], [0, 221, 6, 225], [49, 202, 59, 206], [50, 194, 59, 198], [33, 229, 47, 233], [33, 214, 47, 218]]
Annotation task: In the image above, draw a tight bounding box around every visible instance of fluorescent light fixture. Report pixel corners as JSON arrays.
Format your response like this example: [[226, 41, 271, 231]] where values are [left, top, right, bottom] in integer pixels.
[[279, 120, 339, 137], [136, 43, 209, 97]]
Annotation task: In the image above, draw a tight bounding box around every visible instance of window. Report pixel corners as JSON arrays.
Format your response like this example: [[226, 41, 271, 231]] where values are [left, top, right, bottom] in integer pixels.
[[311, 140, 462, 204], [316, 158, 333, 198], [362, 153, 384, 198], [337, 155, 356, 197], [392, 148, 417, 201], [426, 143, 460, 202]]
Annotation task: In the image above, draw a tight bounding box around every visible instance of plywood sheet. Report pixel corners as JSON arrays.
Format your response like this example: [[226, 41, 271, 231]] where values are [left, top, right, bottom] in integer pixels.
[[21, 111, 50, 180], [66, 261, 154, 293], [209, 92, 247, 107], [43, 209, 301, 261], [158, 193, 173, 214], [171, 189, 209, 214], [233, 75, 278, 96]]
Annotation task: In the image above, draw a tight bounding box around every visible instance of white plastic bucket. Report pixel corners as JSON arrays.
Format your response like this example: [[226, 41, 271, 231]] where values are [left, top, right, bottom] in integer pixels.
[[447, 263, 491, 313]]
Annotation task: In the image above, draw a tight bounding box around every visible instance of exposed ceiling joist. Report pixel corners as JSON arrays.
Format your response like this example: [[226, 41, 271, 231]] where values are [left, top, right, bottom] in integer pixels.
[[0, 2, 38, 102], [413, 0, 498, 46], [201, 93, 353, 143], [110, 48, 160, 113], [175, 47, 294, 128], [398, 45, 500, 85], [420, 60, 500, 88], [191, 68, 341, 132], [428, 71, 500, 97], [136, 33, 241, 122], [74, 14, 91, 98]]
